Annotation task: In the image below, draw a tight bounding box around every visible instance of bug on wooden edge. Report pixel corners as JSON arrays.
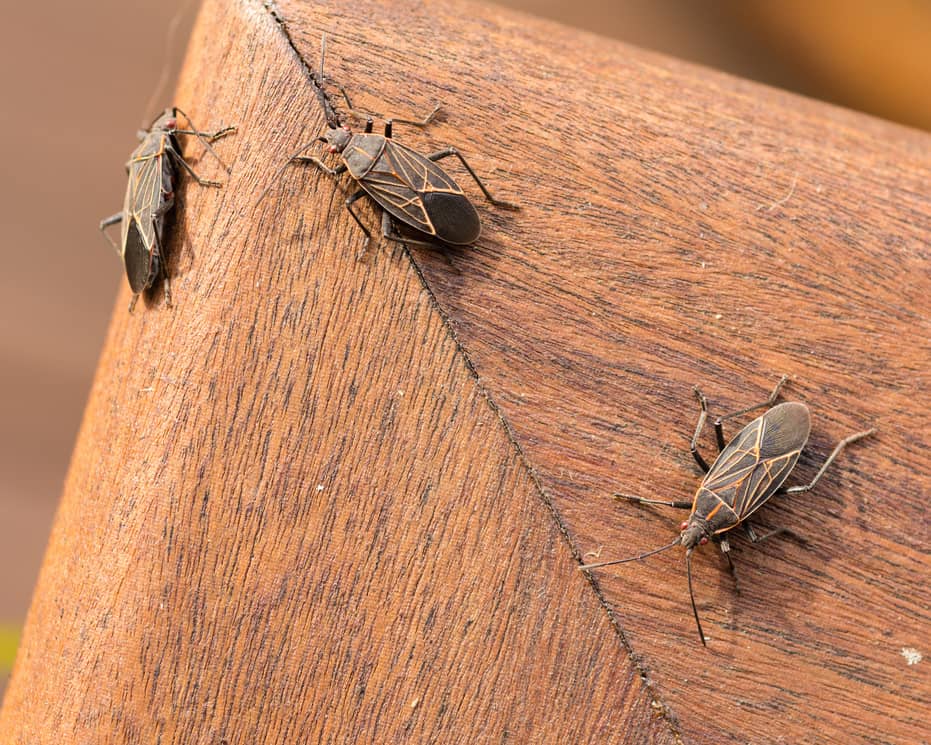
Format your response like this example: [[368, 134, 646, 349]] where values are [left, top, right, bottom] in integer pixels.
[[257, 36, 519, 254], [100, 107, 236, 312], [579, 376, 875, 646]]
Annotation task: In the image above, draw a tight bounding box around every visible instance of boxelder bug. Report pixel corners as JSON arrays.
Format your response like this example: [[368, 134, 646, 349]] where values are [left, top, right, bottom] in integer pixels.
[[100, 108, 236, 312], [258, 37, 518, 253], [580, 376, 875, 646]]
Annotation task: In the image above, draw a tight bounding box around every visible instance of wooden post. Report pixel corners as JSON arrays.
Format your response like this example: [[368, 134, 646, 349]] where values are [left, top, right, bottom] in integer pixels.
[[1, 0, 927, 743]]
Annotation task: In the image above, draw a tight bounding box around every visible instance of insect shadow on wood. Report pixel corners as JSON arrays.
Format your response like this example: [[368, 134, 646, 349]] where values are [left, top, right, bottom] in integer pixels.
[[256, 35, 519, 258], [579, 375, 876, 646], [100, 107, 236, 312]]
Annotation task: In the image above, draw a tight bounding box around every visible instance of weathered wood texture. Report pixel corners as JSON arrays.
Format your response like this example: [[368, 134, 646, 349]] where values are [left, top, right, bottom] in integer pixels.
[[2, 0, 929, 743]]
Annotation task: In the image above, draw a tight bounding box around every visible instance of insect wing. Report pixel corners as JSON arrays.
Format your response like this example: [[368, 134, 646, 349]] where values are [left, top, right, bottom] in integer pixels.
[[700, 402, 811, 522], [121, 134, 167, 292], [361, 140, 481, 243]]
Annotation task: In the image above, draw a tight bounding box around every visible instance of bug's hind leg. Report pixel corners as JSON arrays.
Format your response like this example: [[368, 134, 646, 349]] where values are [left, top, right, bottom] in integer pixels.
[[152, 219, 172, 309], [783, 427, 876, 495], [380, 211, 437, 249], [99, 212, 123, 254], [712, 375, 790, 450], [614, 493, 692, 509], [425, 148, 520, 209]]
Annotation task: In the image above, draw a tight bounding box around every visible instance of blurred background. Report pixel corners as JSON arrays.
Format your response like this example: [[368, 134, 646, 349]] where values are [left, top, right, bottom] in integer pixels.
[[1, 0, 929, 694]]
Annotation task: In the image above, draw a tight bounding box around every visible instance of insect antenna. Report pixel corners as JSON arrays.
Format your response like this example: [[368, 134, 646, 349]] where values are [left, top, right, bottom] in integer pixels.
[[254, 140, 323, 207], [313, 34, 341, 128], [173, 108, 233, 174], [578, 537, 681, 571], [686, 549, 707, 647], [141, 2, 191, 129]]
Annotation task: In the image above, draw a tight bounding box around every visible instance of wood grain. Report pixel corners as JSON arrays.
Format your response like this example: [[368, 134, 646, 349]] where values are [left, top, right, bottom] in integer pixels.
[[2, 0, 928, 743]]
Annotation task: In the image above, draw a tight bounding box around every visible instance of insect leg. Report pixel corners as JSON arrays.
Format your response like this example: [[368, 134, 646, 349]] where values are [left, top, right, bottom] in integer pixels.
[[783, 427, 876, 494], [172, 125, 237, 143], [390, 104, 441, 127], [614, 493, 692, 509], [716, 535, 740, 594], [168, 149, 223, 187], [690, 387, 712, 472], [425, 148, 520, 209], [713, 375, 789, 449], [152, 218, 172, 309], [291, 156, 348, 177], [345, 189, 374, 256], [99, 212, 123, 254], [338, 85, 440, 127], [743, 522, 807, 545], [172, 109, 236, 172], [380, 211, 437, 249]]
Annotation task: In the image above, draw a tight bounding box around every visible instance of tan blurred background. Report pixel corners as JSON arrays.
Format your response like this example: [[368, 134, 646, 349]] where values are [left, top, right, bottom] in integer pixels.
[[1, 0, 929, 691]]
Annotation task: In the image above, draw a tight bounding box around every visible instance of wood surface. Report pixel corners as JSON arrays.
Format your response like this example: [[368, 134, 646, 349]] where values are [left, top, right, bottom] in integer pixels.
[[2, 0, 928, 743]]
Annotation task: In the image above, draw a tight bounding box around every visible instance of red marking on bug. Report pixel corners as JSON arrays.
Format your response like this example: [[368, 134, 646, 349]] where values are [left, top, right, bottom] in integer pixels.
[[699, 536, 708, 545]]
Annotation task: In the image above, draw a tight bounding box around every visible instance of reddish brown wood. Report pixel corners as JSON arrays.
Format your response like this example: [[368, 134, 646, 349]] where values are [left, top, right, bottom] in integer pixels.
[[2, 0, 928, 743]]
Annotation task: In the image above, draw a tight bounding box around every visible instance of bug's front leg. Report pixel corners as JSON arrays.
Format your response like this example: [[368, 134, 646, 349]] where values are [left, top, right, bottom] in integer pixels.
[[425, 148, 520, 209], [99, 212, 123, 254], [292, 156, 348, 178]]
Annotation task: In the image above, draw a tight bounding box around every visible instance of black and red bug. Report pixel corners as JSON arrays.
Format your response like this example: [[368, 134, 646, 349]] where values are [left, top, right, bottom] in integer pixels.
[[100, 108, 235, 311], [257, 36, 518, 253], [580, 376, 875, 645]]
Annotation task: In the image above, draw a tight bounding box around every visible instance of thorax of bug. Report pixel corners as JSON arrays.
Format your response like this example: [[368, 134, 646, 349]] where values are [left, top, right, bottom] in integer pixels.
[[339, 133, 388, 179]]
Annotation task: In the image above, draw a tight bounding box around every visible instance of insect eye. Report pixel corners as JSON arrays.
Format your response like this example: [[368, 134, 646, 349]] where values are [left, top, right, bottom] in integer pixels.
[[699, 536, 708, 546], [166, 118, 177, 129], [329, 145, 337, 153], [679, 521, 688, 531]]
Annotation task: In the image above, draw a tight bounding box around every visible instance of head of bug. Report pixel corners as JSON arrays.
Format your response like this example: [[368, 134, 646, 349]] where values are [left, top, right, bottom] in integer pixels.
[[578, 515, 713, 646], [319, 124, 353, 155]]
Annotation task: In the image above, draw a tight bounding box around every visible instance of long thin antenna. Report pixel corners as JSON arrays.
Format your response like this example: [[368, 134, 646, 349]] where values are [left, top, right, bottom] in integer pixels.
[[314, 34, 340, 128], [686, 549, 707, 646], [142, 1, 192, 126], [578, 537, 681, 571]]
